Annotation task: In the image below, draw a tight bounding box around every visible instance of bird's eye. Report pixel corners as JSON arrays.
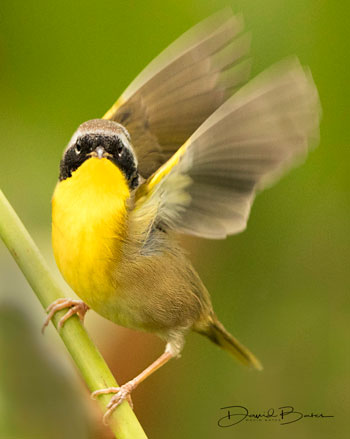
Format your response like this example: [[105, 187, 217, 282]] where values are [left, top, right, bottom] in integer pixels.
[[117, 144, 123, 157], [75, 143, 81, 154]]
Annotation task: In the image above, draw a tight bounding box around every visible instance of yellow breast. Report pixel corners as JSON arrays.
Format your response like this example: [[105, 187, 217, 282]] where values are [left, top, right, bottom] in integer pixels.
[[52, 158, 130, 308]]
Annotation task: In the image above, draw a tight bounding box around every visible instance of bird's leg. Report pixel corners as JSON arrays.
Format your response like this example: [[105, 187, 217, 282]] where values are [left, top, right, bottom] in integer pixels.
[[42, 298, 89, 333], [92, 347, 174, 423]]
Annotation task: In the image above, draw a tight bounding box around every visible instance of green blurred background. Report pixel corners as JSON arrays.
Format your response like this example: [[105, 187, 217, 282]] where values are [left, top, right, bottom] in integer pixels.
[[0, 0, 348, 438]]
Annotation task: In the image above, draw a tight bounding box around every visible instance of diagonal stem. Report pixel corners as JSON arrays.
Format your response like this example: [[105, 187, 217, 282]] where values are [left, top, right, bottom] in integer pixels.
[[0, 189, 148, 439]]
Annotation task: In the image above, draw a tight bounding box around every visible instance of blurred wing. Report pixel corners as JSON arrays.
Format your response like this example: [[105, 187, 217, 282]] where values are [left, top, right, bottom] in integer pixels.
[[132, 58, 321, 239], [103, 9, 251, 178]]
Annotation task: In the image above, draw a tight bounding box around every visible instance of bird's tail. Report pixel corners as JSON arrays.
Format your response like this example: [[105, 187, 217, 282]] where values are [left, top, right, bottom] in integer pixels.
[[201, 318, 263, 370]]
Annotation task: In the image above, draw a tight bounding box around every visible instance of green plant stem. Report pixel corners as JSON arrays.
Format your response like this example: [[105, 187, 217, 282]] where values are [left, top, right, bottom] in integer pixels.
[[0, 189, 148, 439]]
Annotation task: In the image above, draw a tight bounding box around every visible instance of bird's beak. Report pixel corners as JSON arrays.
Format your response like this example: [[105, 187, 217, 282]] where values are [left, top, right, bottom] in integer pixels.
[[88, 146, 111, 159], [95, 146, 105, 159]]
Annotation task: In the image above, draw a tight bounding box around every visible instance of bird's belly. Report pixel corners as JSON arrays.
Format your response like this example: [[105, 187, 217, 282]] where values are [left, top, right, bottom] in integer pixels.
[[53, 220, 139, 327], [51, 158, 130, 318], [52, 188, 155, 329], [53, 219, 118, 309]]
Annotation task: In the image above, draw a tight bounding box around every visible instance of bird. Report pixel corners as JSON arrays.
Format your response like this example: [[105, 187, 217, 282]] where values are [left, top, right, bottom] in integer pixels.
[[43, 9, 320, 422]]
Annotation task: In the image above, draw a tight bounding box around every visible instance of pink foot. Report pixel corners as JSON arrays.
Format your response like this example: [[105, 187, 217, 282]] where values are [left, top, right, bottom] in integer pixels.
[[42, 298, 89, 333], [91, 380, 136, 424]]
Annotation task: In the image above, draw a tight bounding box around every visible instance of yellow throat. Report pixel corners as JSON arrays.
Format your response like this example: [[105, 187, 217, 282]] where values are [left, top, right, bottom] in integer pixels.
[[52, 157, 130, 307]]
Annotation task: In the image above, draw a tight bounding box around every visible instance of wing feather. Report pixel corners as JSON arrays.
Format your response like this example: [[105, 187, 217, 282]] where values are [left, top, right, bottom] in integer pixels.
[[103, 10, 251, 178], [132, 57, 321, 240]]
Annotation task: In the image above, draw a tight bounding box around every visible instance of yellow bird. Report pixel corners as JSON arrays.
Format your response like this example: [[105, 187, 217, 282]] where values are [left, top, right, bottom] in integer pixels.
[[44, 10, 320, 421]]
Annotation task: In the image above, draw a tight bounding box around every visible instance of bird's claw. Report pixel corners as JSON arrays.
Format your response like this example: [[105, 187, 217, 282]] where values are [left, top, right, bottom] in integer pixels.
[[42, 298, 89, 333], [91, 381, 135, 424]]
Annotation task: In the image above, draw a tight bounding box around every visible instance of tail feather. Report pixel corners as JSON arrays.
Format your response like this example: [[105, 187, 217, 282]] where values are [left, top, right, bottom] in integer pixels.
[[202, 318, 263, 370]]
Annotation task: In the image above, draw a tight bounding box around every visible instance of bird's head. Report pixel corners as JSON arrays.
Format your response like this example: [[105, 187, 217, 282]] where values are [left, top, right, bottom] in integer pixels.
[[59, 119, 139, 189]]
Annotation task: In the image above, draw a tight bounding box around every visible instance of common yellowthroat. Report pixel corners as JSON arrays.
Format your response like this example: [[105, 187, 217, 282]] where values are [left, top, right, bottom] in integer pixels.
[[44, 10, 320, 421]]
